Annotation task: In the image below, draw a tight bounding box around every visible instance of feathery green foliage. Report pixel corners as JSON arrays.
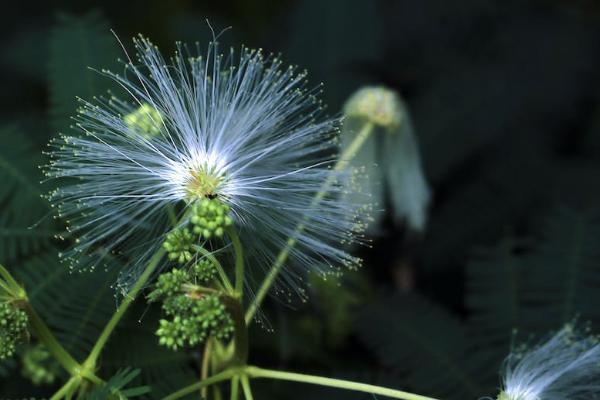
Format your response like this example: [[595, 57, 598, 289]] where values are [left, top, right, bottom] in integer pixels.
[[12, 252, 118, 361], [84, 368, 150, 399], [0, 125, 55, 261], [358, 294, 481, 399], [48, 11, 120, 134]]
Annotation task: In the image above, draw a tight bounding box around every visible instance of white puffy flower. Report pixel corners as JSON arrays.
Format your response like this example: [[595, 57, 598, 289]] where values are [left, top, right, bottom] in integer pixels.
[[45, 36, 363, 291], [499, 324, 600, 400]]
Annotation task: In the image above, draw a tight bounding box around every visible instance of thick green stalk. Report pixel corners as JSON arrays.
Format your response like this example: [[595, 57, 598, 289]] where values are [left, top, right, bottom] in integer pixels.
[[84, 247, 166, 367], [0, 264, 22, 294], [230, 375, 240, 400], [22, 302, 81, 376], [162, 368, 238, 400], [245, 366, 438, 400], [245, 122, 375, 323], [221, 296, 248, 365], [226, 227, 245, 296]]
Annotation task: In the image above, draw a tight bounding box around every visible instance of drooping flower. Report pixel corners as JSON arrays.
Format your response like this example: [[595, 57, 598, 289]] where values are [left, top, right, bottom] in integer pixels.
[[45, 36, 363, 293], [343, 86, 430, 233], [498, 324, 600, 400]]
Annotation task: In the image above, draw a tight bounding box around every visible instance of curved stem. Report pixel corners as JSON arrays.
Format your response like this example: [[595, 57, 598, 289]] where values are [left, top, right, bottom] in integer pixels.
[[201, 339, 213, 398], [193, 245, 235, 294], [240, 375, 254, 400], [50, 376, 79, 400], [245, 365, 438, 400], [162, 368, 238, 400], [245, 121, 375, 323], [221, 296, 248, 365], [84, 247, 166, 367], [226, 227, 244, 297]]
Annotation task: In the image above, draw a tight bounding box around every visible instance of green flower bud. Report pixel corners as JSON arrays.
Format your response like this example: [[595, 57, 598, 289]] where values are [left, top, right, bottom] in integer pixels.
[[343, 86, 403, 129], [124, 103, 163, 138], [0, 302, 29, 360], [147, 268, 189, 303], [191, 259, 217, 283], [190, 198, 233, 239], [163, 228, 195, 264], [21, 344, 60, 385], [155, 294, 234, 351]]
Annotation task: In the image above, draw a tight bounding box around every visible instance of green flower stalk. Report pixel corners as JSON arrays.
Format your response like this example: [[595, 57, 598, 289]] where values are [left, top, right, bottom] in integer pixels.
[[343, 85, 431, 232]]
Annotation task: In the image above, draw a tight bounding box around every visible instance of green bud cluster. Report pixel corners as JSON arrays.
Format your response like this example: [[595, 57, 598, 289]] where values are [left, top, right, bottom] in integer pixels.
[[147, 268, 189, 303], [163, 228, 195, 264], [191, 259, 217, 283], [156, 294, 233, 351], [190, 198, 233, 239], [123, 103, 163, 138], [21, 344, 60, 385], [0, 302, 28, 360], [148, 268, 234, 351], [162, 198, 234, 264]]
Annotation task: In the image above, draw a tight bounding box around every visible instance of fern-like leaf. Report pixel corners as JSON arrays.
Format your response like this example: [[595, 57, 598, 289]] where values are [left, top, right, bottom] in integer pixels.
[[358, 293, 481, 399], [102, 306, 197, 399], [84, 368, 150, 399], [13, 252, 118, 361], [48, 11, 120, 134], [0, 125, 55, 261]]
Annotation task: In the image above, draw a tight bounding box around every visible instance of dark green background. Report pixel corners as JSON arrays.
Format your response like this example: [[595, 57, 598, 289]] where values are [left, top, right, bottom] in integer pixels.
[[2, 1, 600, 398]]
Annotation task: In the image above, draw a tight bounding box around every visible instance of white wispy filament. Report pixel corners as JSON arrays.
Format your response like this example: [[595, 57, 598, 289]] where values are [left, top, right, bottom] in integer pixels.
[[46, 36, 363, 292], [500, 325, 600, 400]]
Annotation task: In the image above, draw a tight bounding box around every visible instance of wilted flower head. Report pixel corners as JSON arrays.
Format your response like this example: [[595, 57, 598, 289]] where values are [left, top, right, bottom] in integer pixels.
[[499, 324, 600, 400], [342, 85, 430, 232], [344, 86, 403, 129], [45, 36, 363, 291]]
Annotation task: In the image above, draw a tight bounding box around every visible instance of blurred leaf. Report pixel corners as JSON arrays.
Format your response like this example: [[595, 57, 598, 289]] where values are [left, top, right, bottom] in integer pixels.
[[358, 293, 481, 399], [2, 27, 49, 81], [102, 306, 197, 399], [285, 0, 384, 108], [0, 125, 56, 262], [84, 368, 150, 399], [48, 11, 120, 134], [13, 252, 118, 361]]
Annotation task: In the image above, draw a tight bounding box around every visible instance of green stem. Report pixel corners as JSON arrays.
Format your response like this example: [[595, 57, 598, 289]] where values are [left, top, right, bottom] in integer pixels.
[[230, 375, 240, 400], [245, 366, 438, 400], [245, 121, 375, 323], [240, 375, 254, 400], [50, 376, 78, 400], [167, 204, 178, 227], [221, 296, 248, 365], [193, 244, 235, 294], [0, 264, 26, 298], [84, 247, 166, 367], [226, 227, 244, 296], [162, 368, 238, 400], [22, 302, 81, 375]]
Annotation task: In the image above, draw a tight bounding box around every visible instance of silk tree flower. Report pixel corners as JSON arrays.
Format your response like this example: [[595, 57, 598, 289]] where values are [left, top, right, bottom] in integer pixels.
[[44, 36, 364, 293], [498, 324, 600, 400], [343, 86, 430, 233]]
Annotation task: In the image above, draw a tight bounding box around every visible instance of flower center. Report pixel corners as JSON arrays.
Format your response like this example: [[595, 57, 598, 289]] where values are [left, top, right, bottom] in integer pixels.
[[185, 168, 223, 200]]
